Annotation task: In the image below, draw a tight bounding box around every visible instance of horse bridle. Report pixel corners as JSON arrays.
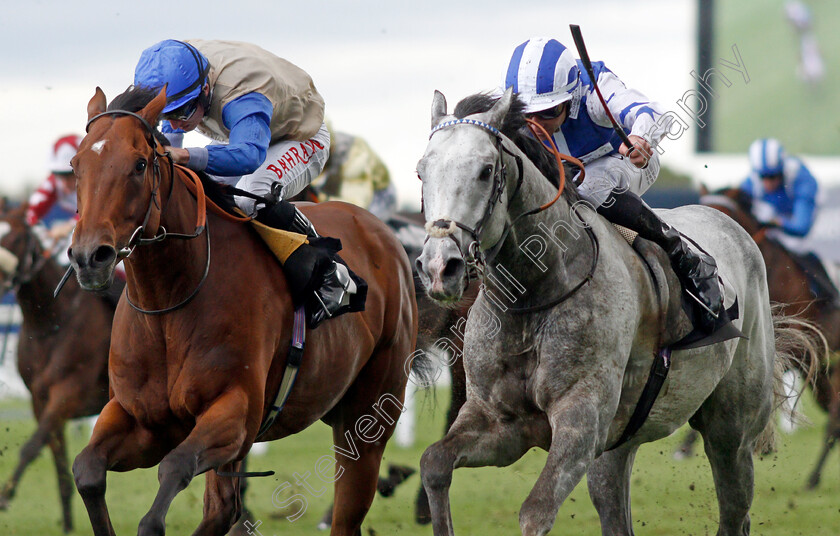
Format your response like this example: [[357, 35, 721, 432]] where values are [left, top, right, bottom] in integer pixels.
[[425, 118, 599, 312], [426, 119, 526, 270], [83, 110, 211, 315]]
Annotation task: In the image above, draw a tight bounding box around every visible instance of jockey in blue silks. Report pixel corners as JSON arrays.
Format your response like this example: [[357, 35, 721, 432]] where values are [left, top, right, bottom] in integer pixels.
[[133, 39, 358, 327], [740, 138, 818, 238], [739, 138, 837, 305], [502, 37, 723, 332]]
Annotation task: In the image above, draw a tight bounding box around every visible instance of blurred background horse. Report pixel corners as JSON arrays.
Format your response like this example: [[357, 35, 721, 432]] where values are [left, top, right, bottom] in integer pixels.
[[0, 204, 117, 532]]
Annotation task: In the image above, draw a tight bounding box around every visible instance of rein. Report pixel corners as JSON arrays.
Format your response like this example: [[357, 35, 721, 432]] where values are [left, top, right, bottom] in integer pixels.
[[84, 110, 212, 315], [427, 117, 599, 313]]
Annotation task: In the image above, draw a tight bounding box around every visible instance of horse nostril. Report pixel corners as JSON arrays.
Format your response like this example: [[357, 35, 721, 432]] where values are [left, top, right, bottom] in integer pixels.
[[415, 257, 425, 275], [91, 245, 116, 267], [442, 257, 464, 279]]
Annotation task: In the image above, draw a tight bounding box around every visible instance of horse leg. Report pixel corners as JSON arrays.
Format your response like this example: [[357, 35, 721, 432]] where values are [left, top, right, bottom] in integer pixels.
[[416, 318, 467, 525], [0, 394, 67, 512], [195, 461, 243, 536], [586, 445, 639, 536], [47, 424, 75, 533], [805, 435, 836, 490], [673, 428, 701, 460], [329, 428, 386, 536], [420, 401, 537, 536], [74, 400, 172, 536], [518, 399, 601, 536], [138, 388, 248, 536], [691, 382, 767, 536]]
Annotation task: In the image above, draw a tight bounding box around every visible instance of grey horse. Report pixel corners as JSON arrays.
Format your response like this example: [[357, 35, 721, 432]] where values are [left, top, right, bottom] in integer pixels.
[[414, 88, 822, 536]]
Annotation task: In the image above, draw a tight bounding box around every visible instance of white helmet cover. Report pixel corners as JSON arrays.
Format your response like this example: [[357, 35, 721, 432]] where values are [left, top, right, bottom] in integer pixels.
[[48, 134, 83, 174], [503, 37, 580, 113], [749, 138, 786, 177]]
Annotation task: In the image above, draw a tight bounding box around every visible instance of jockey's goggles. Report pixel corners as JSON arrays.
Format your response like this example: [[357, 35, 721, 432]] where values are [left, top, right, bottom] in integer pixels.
[[162, 98, 199, 122], [529, 103, 566, 120]]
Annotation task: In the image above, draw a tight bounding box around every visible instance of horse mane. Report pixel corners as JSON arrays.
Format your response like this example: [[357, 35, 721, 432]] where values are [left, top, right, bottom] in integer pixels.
[[453, 93, 581, 205], [712, 186, 754, 215], [107, 86, 236, 210]]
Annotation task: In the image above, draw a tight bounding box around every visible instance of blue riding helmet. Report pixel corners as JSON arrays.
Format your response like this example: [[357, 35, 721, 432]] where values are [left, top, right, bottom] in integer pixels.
[[134, 40, 209, 113], [749, 138, 786, 177]]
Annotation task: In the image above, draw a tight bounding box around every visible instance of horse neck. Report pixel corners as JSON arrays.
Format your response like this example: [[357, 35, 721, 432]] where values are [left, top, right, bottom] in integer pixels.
[[123, 165, 208, 302], [486, 147, 592, 304]]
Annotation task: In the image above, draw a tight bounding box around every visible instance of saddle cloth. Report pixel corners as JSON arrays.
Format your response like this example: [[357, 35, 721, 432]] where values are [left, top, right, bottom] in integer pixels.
[[249, 219, 308, 264]]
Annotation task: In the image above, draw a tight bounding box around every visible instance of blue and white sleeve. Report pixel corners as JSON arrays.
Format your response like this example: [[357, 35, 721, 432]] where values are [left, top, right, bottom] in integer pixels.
[[184, 93, 273, 177], [595, 69, 668, 145]]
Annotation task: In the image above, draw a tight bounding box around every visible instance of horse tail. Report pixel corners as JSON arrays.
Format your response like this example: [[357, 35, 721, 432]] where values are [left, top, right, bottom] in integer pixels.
[[408, 347, 437, 393], [754, 304, 830, 455]]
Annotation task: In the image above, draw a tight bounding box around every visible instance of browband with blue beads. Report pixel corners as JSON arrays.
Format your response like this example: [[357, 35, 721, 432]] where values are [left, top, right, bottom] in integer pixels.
[[429, 118, 501, 139]]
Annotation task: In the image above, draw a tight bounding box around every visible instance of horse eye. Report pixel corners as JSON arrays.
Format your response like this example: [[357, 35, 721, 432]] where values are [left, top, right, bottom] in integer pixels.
[[135, 160, 147, 174], [479, 165, 493, 181]]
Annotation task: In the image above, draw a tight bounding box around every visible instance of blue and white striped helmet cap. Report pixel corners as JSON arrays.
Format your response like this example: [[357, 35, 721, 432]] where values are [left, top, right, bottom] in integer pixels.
[[749, 138, 786, 177], [502, 37, 580, 113]]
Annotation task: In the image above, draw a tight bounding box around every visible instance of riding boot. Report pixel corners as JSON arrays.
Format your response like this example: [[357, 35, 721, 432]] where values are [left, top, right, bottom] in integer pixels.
[[598, 190, 724, 332], [256, 199, 358, 328]]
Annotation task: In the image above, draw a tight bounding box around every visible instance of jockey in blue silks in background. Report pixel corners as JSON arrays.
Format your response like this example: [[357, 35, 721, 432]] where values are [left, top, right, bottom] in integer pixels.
[[133, 39, 358, 327], [502, 37, 723, 331], [740, 138, 818, 237], [740, 138, 838, 306]]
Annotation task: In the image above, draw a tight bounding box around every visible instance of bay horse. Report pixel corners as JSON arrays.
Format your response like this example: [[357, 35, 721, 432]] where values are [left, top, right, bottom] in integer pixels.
[[414, 89, 824, 535], [0, 204, 115, 533], [67, 86, 421, 536], [698, 187, 840, 489]]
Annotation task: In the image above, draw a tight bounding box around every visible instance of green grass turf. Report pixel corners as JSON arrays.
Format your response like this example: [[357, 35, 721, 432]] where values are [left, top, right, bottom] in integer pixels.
[[0, 387, 838, 535], [712, 0, 840, 155]]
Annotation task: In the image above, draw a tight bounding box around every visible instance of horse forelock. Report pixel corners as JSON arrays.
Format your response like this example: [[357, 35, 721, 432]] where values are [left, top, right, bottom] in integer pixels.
[[106, 85, 169, 147], [452, 93, 581, 206]]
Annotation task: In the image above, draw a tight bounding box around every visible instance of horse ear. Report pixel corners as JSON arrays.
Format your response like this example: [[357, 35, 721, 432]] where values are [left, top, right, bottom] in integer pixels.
[[87, 87, 107, 121], [139, 86, 168, 125], [487, 87, 514, 128], [698, 183, 709, 196], [431, 90, 447, 128]]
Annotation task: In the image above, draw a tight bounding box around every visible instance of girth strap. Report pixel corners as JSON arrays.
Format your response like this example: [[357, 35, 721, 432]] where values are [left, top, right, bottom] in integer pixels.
[[256, 305, 307, 439]]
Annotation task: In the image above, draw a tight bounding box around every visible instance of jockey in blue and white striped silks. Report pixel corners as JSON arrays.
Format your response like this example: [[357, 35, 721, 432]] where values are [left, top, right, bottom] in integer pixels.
[[502, 36, 671, 209], [502, 36, 723, 333]]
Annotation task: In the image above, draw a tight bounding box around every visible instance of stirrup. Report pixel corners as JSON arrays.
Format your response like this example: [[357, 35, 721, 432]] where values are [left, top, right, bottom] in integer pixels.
[[309, 262, 357, 328]]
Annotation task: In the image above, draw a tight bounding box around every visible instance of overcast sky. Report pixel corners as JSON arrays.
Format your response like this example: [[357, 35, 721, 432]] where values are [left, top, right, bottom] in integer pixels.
[[1, 0, 704, 205]]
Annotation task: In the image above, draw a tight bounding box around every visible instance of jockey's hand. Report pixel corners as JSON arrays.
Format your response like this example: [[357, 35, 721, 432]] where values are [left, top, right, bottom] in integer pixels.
[[165, 146, 190, 165], [619, 135, 653, 168]]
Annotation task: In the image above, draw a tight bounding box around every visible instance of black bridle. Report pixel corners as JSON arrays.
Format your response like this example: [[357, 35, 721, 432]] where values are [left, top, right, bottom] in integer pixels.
[[80, 110, 210, 315], [425, 118, 599, 313]]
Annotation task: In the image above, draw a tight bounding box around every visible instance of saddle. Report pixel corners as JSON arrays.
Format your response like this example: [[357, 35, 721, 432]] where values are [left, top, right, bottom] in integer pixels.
[[613, 224, 744, 350], [606, 225, 745, 450]]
